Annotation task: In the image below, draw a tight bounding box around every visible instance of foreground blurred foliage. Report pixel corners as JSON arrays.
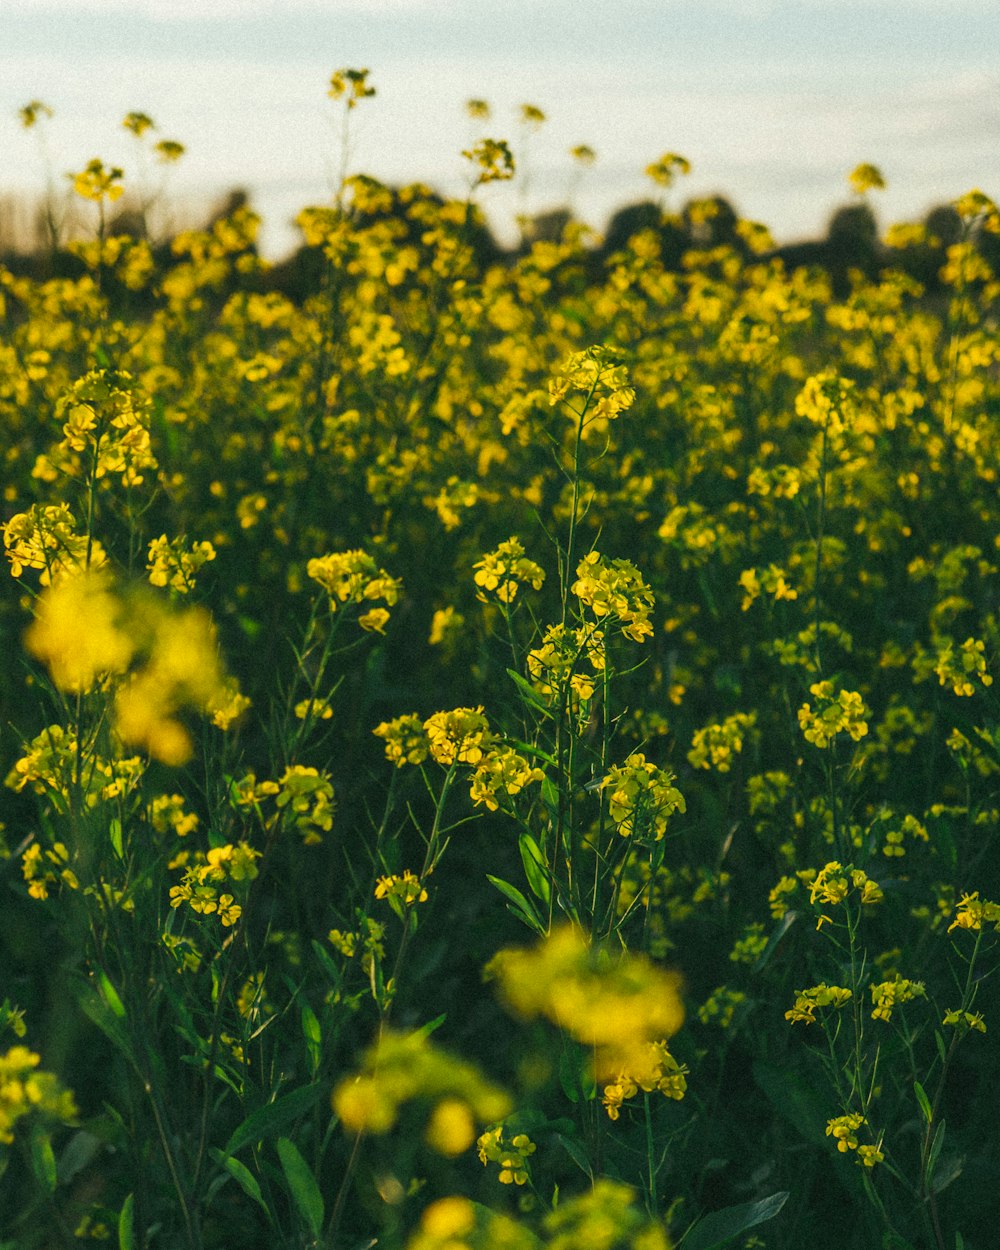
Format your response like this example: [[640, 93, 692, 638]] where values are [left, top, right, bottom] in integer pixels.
[[1, 86, 999, 1250]]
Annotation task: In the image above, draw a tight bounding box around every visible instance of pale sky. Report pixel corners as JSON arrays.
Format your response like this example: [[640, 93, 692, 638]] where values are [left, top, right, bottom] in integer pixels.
[[3, 0, 999, 255]]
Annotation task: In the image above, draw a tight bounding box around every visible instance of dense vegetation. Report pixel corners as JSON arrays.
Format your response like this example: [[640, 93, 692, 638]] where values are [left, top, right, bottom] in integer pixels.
[[1, 86, 999, 1250]]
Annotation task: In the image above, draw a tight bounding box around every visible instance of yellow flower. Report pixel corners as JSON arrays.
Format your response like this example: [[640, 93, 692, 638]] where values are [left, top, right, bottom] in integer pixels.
[[25, 572, 134, 694], [473, 537, 545, 604], [848, 163, 886, 195], [601, 753, 685, 841], [374, 714, 430, 767], [71, 158, 124, 203]]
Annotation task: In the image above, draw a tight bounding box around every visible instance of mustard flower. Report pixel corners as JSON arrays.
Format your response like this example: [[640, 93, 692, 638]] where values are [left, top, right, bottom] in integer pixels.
[[0, 1046, 77, 1144], [328, 67, 376, 108], [424, 707, 492, 766], [785, 984, 853, 1025], [602, 1040, 688, 1120], [848, 163, 886, 195], [375, 870, 429, 907], [373, 713, 430, 767], [948, 891, 1000, 933], [933, 637, 993, 697], [942, 1009, 987, 1034], [3, 503, 104, 584], [71, 158, 124, 203], [795, 370, 857, 436], [469, 746, 544, 812], [797, 681, 869, 748], [826, 1114, 884, 1167], [601, 753, 685, 841], [332, 1029, 509, 1138], [688, 712, 757, 772], [543, 1180, 670, 1250], [259, 766, 335, 844], [307, 549, 401, 629], [477, 1124, 537, 1184], [147, 535, 216, 594], [25, 572, 133, 694], [697, 986, 747, 1028], [527, 622, 605, 704], [572, 552, 654, 642], [428, 606, 464, 648], [489, 925, 684, 1079], [462, 138, 515, 186], [473, 536, 545, 604], [869, 976, 926, 1023], [645, 151, 691, 188]]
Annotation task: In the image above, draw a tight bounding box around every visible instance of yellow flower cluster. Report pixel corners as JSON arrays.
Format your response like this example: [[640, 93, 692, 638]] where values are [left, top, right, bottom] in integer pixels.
[[306, 548, 401, 633], [571, 552, 654, 642], [168, 841, 260, 926], [601, 753, 686, 841], [423, 707, 493, 766], [3, 503, 103, 583], [548, 346, 635, 432], [687, 712, 757, 773], [23, 572, 246, 765], [332, 1029, 509, 1152], [375, 870, 428, 907], [489, 925, 684, 1079], [407, 1196, 535, 1250], [21, 840, 78, 900], [785, 983, 853, 1025], [473, 537, 545, 604], [246, 766, 336, 844], [469, 746, 544, 812], [476, 1125, 536, 1184], [869, 976, 926, 1023], [933, 637, 993, 697], [797, 682, 869, 748], [6, 726, 143, 817], [738, 564, 798, 610], [0, 1046, 77, 1144], [826, 1113, 884, 1167], [948, 891, 1000, 934], [601, 1039, 688, 1120], [146, 534, 216, 594], [527, 622, 605, 704]]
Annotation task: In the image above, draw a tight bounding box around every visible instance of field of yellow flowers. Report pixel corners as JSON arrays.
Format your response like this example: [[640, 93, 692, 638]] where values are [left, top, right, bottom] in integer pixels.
[[2, 85, 999, 1250]]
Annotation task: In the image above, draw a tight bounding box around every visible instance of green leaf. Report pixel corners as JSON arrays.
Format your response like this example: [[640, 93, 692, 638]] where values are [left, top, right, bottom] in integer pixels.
[[752, 911, 797, 973], [224, 1085, 324, 1157], [553, 1132, 593, 1180], [505, 669, 553, 717], [753, 1062, 826, 1143], [276, 1137, 324, 1238], [97, 970, 126, 1018], [29, 1128, 57, 1194], [486, 875, 544, 933], [301, 1002, 321, 1077], [413, 1013, 447, 1041], [73, 981, 134, 1063], [558, 1043, 595, 1104], [931, 1154, 964, 1195], [519, 832, 551, 905], [109, 818, 124, 860], [118, 1194, 135, 1250], [914, 1080, 933, 1124], [209, 1148, 270, 1216], [956, 1232, 965, 1250], [926, 1119, 946, 1184], [681, 1191, 789, 1250]]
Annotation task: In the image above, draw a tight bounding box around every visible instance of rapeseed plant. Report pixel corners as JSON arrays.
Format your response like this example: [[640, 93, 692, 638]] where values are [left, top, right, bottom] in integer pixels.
[[2, 77, 998, 1250]]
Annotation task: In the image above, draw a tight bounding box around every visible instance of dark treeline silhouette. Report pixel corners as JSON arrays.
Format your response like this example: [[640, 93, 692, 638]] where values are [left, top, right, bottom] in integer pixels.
[[2, 183, 997, 309]]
